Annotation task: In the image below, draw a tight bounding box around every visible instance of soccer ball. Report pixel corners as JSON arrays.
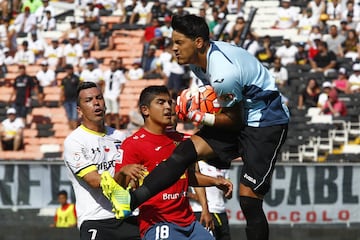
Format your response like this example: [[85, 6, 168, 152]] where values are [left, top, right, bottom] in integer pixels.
[[197, 85, 221, 114]]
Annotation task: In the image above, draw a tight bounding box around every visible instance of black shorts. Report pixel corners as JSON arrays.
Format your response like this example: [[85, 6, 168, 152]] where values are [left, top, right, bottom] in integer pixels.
[[196, 126, 242, 169], [80, 217, 140, 240], [197, 124, 288, 195]]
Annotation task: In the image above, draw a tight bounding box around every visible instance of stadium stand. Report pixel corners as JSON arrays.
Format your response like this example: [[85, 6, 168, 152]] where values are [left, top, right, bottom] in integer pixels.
[[0, 0, 359, 162]]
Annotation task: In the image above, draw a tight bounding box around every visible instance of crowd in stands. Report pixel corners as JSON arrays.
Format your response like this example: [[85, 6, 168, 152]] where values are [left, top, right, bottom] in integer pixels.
[[0, 0, 359, 161]]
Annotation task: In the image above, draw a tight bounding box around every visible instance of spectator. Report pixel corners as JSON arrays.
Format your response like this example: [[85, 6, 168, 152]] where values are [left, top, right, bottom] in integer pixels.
[[159, 15, 173, 48], [317, 81, 333, 108], [94, 24, 114, 51], [63, 33, 83, 68], [349, 63, 360, 88], [242, 31, 259, 56], [333, 67, 351, 94], [309, 41, 337, 77], [339, 20, 349, 37], [341, 1, 360, 23], [2, 48, 14, 66], [308, 25, 323, 46], [306, 0, 326, 23], [272, 0, 299, 29], [142, 45, 158, 76], [44, 38, 64, 71], [28, 31, 47, 60], [228, 16, 245, 41], [79, 58, 103, 85], [14, 40, 36, 65], [166, 53, 186, 96], [38, 10, 56, 31], [213, 12, 231, 41], [10, 6, 37, 35], [83, 1, 100, 25], [326, 0, 342, 20], [36, 60, 56, 87], [21, 0, 43, 13], [275, 37, 298, 66], [143, 17, 162, 47], [78, 50, 96, 72], [123, 0, 138, 24], [255, 35, 276, 68], [0, 108, 24, 151], [8, 6, 37, 51], [60, 64, 80, 130], [0, 0, 9, 19], [151, 1, 172, 25], [8, 65, 40, 124], [51, 190, 77, 228], [308, 38, 321, 60], [96, 0, 117, 10], [173, 1, 190, 16], [62, 17, 80, 41], [269, 57, 288, 89], [294, 41, 310, 66], [117, 57, 128, 73], [34, 0, 55, 24], [0, 17, 9, 48], [130, 0, 152, 26], [127, 59, 144, 80], [323, 24, 346, 57], [298, 77, 321, 109], [80, 26, 96, 51], [209, 7, 220, 39], [297, 8, 319, 37], [227, 0, 243, 14], [103, 60, 126, 129], [343, 11, 357, 31], [341, 29, 360, 61], [320, 88, 347, 117]]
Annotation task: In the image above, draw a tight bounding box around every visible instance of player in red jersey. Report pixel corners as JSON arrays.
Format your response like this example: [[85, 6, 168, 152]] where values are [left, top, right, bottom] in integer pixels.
[[114, 85, 232, 239]]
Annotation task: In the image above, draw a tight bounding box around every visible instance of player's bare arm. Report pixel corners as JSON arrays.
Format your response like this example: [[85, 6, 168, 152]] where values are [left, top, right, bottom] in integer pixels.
[[189, 170, 233, 199]]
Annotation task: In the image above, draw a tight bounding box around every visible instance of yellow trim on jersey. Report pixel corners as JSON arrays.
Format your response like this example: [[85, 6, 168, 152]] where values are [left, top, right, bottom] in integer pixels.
[[80, 124, 106, 136], [77, 165, 97, 177], [214, 213, 223, 226]]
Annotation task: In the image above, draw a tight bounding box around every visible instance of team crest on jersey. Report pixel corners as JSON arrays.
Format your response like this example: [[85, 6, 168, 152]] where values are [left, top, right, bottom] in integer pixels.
[[114, 142, 122, 152]]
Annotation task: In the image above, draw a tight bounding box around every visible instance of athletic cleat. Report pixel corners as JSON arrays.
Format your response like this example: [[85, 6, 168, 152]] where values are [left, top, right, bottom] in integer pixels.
[[100, 171, 132, 219]]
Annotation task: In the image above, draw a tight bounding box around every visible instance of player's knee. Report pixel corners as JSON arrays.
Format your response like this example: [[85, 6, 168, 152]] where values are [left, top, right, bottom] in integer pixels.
[[171, 139, 198, 166], [239, 196, 266, 224]]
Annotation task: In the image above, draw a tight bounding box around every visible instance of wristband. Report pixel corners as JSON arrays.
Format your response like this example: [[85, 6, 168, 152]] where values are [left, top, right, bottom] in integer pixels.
[[202, 113, 215, 126]]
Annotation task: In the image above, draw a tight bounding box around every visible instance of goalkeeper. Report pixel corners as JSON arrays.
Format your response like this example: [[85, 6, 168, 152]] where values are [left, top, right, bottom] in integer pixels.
[[63, 82, 142, 240], [102, 15, 289, 240]]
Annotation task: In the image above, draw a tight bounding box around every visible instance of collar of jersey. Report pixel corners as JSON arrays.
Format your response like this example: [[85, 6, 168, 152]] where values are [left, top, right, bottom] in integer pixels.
[[80, 124, 106, 136]]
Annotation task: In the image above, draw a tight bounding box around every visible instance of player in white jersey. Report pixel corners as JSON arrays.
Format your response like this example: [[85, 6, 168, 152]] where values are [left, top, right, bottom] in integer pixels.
[[189, 160, 231, 240], [63, 81, 141, 240], [101, 15, 289, 240]]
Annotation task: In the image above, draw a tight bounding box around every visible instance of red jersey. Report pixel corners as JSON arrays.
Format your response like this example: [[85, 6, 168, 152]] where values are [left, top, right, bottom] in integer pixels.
[[116, 128, 195, 237]]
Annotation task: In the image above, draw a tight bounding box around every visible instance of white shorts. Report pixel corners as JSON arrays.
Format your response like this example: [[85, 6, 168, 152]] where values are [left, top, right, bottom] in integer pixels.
[[105, 97, 119, 114]]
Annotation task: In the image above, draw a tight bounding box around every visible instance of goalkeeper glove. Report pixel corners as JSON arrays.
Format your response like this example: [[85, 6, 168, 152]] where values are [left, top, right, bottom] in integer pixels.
[[187, 110, 215, 126]]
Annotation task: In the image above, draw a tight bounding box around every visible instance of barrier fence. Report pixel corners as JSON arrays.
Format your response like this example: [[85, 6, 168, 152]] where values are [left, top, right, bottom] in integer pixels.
[[0, 161, 359, 226]]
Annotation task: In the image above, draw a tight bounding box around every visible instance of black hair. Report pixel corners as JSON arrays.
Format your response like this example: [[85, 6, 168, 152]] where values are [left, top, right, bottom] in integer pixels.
[[171, 14, 210, 42], [58, 190, 68, 197], [139, 85, 170, 117], [77, 81, 98, 105]]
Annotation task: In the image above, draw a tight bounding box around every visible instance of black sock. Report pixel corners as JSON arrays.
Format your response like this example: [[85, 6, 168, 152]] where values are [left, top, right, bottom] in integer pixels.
[[130, 139, 197, 210], [239, 196, 269, 240]]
